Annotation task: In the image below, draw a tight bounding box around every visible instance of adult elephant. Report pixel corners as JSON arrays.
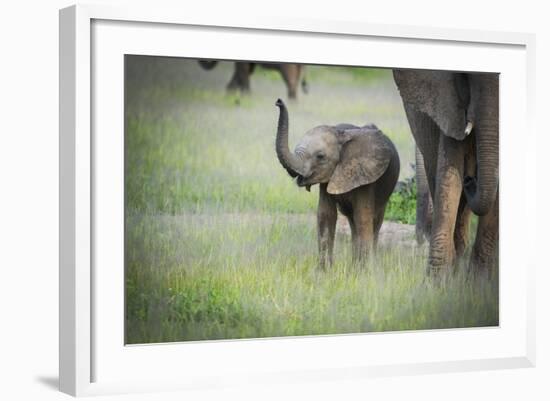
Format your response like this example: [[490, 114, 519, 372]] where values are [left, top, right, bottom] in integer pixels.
[[393, 70, 499, 275], [198, 60, 308, 99]]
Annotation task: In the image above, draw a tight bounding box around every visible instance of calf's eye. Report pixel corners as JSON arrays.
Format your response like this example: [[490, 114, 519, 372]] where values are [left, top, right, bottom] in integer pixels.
[[316, 153, 325, 161]]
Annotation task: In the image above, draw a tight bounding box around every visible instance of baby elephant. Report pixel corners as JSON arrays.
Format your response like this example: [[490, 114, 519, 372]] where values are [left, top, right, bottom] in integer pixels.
[[274, 99, 400, 268]]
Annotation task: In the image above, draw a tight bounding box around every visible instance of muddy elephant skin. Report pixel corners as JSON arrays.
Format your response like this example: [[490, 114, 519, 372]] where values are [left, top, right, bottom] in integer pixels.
[[393, 70, 499, 275]]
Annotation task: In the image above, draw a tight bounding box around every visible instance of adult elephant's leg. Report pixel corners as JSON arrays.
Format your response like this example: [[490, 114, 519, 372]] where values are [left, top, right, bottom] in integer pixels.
[[454, 196, 472, 258], [227, 62, 251, 92], [454, 137, 475, 258], [352, 186, 375, 262], [415, 145, 433, 245], [226, 64, 240, 90], [300, 66, 309, 94], [429, 135, 465, 274], [470, 190, 499, 275], [317, 184, 337, 270], [402, 108, 440, 198], [279, 64, 300, 99]]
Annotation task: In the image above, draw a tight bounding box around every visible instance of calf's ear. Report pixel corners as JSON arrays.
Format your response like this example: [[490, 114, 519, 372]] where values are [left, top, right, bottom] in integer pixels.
[[327, 128, 394, 195]]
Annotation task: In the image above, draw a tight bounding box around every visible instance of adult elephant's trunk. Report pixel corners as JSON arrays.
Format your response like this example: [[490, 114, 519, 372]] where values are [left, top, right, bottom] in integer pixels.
[[464, 74, 499, 216], [198, 60, 218, 70], [275, 99, 305, 177]]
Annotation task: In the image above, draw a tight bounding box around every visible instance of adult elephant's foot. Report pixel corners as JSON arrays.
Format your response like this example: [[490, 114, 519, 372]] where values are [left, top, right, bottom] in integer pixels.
[[425, 259, 455, 287], [469, 232, 498, 279], [427, 187, 461, 276], [426, 244, 455, 277], [469, 191, 499, 279], [318, 258, 330, 271], [469, 254, 493, 280]]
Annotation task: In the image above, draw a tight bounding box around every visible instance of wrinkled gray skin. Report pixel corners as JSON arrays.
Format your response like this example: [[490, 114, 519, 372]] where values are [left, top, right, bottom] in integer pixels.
[[275, 99, 400, 269], [393, 70, 499, 276], [415, 145, 433, 245], [199, 60, 308, 99]]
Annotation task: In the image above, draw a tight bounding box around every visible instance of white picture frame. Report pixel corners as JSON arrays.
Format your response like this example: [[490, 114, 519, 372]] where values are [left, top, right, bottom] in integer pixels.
[[59, 3, 536, 397]]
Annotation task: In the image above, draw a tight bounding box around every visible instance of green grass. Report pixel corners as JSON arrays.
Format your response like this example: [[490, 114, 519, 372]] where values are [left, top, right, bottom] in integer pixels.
[[125, 214, 498, 343], [125, 57, 415, 215], [386, 176, 417, 225], [124, 56, 498, 344]]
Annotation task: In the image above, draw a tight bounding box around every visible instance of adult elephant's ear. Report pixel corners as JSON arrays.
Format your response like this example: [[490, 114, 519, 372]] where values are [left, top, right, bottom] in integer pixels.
[[327, 128, 394, 195], [393, 69, 469, 140]]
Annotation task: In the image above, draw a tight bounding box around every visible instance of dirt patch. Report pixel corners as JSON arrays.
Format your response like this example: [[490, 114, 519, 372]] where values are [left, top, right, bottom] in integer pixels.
[[336, 217, 419, 249], [149, 212, 420, 249]]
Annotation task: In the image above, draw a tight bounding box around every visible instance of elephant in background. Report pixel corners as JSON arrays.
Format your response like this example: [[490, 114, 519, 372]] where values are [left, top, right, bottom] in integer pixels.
[[199, 60, 308, 99], [393, 70, 499, 275], [274, 99, 400, 268]]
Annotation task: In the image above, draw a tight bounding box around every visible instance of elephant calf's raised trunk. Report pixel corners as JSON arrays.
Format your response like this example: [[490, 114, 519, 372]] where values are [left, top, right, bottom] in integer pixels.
[[275, 99, 305, 177]]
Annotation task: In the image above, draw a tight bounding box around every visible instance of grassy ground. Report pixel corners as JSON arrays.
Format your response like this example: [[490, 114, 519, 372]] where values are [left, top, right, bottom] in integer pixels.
[[125, 56, 498, 344]]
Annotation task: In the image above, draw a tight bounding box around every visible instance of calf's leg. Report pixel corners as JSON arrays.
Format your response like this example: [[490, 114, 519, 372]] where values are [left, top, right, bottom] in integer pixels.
[[351, 186, 375, 263], [317, 184, 337, 270]]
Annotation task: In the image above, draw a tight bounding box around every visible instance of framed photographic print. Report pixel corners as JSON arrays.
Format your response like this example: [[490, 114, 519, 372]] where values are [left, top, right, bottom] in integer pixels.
[[59, 4, 536, 397]]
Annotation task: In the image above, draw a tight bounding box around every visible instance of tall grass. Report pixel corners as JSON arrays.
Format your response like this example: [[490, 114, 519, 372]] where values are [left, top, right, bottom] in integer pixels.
[[126, 214, 497, 344], [124, 56, 498, 344]]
